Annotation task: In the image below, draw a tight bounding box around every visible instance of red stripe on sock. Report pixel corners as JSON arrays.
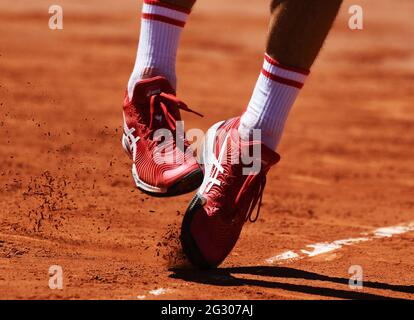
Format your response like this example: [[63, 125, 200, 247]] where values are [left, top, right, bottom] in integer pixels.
[[142, 13, 186, 27], [144, 0, 192, 14], [264, 54, 310, 76], [261, 69, 304, 89]]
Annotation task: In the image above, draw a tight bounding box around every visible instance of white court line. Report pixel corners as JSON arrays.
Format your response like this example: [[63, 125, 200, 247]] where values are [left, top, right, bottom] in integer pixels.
[[137, 287, 174, 300], [265, 221, 414, 264], [149, 288, 169, 296]]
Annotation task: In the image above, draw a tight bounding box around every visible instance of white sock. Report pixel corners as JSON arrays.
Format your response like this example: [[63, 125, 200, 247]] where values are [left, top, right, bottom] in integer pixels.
[[128, 0, 191, 99], [239, 53, 309, 150]]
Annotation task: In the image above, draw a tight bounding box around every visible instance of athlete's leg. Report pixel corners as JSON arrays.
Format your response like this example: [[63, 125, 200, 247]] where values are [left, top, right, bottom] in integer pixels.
[[160, 0, 195, 8], [180, 0, 344, 268], [122, 0, 202, 197], [239, 0, 343, 150], [267, 0, 343, 69], [127, 0, 196, 99]]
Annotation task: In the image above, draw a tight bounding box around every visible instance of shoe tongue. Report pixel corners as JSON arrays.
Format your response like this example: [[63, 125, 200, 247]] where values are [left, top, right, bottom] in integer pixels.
[[260, 144, 281, 167], [237, 136, 281, 171], [131, 76, 175, 106]]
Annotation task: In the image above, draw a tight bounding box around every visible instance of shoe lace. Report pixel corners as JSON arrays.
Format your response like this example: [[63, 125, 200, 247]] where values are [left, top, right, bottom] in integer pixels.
[[235, 173, 267, 223], [146, 92, 203, 141], [206, 149, 267, 223]]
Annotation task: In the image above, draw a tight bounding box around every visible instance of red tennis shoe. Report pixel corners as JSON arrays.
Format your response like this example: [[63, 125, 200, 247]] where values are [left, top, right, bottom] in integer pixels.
[[180, 117, 280, 268], [122, 76, 203, 196]]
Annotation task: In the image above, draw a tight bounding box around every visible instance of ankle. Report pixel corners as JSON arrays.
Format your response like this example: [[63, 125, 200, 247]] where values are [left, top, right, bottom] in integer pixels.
[[128, 0, 190, 99]]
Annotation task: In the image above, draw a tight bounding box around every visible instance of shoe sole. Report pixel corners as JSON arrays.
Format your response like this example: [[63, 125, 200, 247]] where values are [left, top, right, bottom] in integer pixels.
[[180, 120, 226, 269], [180, 194, 214, 269], [122, 134, 203, 197]]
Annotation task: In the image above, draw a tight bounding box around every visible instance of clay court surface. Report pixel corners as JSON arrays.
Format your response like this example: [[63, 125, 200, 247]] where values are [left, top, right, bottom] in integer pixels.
[[1, 0, 413, 299]]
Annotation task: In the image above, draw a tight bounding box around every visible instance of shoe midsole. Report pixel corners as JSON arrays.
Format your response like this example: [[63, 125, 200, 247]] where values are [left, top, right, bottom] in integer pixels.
[[131, 163, 166, 193], [122, 132, 167, 193]]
